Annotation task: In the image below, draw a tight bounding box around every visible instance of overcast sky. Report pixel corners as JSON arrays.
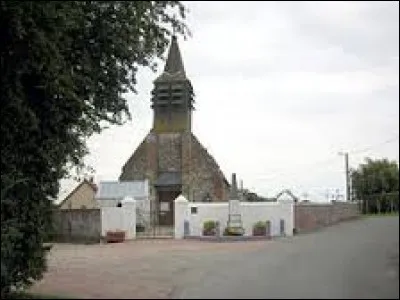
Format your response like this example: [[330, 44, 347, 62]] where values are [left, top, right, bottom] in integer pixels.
[[60, 1, 399, 202]]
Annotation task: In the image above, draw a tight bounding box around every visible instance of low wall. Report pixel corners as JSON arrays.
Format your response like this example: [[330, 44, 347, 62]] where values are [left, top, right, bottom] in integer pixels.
[[241, 202, 293, 236], [51, 198, 137, 243], [97, 197, 149, 227], [174, 196, 294, 238], [101, 205, 136, 240], [294, 201, 360, 233], [51, 209, 101, 243]]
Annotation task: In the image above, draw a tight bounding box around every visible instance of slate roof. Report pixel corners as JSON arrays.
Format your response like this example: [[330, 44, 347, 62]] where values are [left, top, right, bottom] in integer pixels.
[[96, 180, 149, 200], [154, 172, 182, 187]]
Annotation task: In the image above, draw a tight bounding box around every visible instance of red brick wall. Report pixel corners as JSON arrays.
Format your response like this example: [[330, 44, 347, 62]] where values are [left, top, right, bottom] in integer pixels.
[[294, 202, 360, 233]]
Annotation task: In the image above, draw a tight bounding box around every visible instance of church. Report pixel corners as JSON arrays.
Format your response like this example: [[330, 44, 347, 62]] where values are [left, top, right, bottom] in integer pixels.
[[119, 36, 230, 227]]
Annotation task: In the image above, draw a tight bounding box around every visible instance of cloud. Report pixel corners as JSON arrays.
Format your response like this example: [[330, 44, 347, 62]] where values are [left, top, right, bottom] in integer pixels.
[[59, 1, 399, 203]]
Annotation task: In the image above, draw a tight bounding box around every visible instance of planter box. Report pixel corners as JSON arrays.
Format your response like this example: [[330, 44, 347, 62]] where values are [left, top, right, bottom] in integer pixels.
[[106, 231, 126, 243], [253, 227, 266, 236], [253, 221, 271, 238], [203, 229, 216, 236]]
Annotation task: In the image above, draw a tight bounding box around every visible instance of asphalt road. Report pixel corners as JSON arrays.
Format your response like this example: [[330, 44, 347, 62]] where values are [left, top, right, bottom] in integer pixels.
[[173, 216, 399, 299]]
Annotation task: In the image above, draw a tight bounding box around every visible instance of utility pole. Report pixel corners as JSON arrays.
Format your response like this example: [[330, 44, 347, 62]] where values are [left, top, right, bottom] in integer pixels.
[[339, 152, 350, 202]]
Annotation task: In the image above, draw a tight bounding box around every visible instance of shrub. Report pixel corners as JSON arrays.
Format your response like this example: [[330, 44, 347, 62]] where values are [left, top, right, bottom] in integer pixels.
[[202, 220, 217, 236], [1, 1, 188, 297], [253, 221, 268, 236], [253, 221, 267, 229], [136, 224, 145, 233], [203, 220, 217, 231]]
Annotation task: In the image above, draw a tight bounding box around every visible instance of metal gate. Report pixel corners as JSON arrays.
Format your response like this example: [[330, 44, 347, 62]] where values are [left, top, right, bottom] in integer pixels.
[[136, 200, 174, 238]]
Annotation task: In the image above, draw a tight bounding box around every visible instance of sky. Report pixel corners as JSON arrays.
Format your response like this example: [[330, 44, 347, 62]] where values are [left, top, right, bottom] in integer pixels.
[[59, 1, 399, 203]]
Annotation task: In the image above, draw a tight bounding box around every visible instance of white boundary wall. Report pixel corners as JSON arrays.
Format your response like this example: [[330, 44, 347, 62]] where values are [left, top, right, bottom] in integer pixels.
[[174, 196, 294, 239], [101, 197, 136, 240]]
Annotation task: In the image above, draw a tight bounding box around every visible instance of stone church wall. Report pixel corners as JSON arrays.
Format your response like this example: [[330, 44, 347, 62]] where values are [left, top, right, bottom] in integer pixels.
[[119, 132, 229, 203], [157, 133, 182, 172], [183, 134, 229, 202], [119, 138, 148, 181]]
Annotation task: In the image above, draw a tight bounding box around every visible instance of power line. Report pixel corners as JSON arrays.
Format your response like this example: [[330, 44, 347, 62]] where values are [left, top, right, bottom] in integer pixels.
[[243, 135, 399, 186], [349, 135, 399, 156]]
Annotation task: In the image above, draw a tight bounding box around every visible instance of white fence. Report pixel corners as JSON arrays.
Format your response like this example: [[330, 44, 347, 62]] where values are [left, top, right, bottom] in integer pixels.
[[100, 197, 136, 240], [174, 196, 294, 239]]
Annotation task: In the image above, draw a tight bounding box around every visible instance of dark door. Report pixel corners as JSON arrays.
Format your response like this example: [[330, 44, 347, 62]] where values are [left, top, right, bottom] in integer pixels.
[[158, 190, 181, 226]]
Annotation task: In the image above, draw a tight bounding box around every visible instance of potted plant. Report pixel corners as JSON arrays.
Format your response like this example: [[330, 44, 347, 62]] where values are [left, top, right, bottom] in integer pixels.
[[252, 221, 267, 237], [203, 220, 217, 236], [106, 230, 126, 243]]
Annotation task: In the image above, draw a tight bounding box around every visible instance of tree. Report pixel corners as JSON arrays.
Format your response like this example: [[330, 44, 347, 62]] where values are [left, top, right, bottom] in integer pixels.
[[0, 1, 188, 297], [242, 189, 272, 202], [351, 158, 399, 214]]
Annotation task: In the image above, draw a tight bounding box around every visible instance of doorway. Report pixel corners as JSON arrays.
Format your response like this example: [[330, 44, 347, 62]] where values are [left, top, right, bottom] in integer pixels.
[[158, 190, 181, 226]]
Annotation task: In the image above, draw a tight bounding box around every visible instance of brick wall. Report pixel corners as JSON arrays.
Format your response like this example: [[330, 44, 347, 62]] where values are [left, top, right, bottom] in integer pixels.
[[294, 202, 360, 234]]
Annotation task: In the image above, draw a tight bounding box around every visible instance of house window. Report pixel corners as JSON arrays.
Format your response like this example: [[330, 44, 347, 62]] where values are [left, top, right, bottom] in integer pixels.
[[191, 207, 198, 215]]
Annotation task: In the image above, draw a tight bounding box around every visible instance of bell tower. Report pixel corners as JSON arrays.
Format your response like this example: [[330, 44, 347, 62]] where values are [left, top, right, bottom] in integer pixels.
[[120, 34, 230, 232], [151, 36, 195, 133]]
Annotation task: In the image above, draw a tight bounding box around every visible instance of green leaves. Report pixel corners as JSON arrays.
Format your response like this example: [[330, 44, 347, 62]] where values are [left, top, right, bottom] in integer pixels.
[[1, 1, 188, 297], [351, 158, 399, 213]]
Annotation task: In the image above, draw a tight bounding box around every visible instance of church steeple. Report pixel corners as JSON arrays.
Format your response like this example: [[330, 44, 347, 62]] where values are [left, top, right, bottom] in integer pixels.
[[154, 35, 188, 83], [164, 35, 186, 75], [151, 36, 194, 133]]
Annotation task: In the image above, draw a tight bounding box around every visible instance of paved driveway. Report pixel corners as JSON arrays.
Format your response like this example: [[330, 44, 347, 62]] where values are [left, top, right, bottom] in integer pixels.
[[30, 216, 399, 299]]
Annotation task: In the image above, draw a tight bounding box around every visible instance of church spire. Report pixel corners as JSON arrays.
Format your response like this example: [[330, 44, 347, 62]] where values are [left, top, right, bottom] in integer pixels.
[[151, 34, 194, 133], [164, 35, 186, 75]]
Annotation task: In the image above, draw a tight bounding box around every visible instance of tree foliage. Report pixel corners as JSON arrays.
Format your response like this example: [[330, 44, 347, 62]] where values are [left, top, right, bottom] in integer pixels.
[[243, 189, 271, 202], [351, 158, 399, 214], [1, 1, 188, 296]]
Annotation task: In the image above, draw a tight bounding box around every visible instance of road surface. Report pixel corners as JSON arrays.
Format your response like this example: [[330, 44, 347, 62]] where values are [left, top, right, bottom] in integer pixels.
[[173, 216, 399, 299], [30, 216, 399, 299]]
